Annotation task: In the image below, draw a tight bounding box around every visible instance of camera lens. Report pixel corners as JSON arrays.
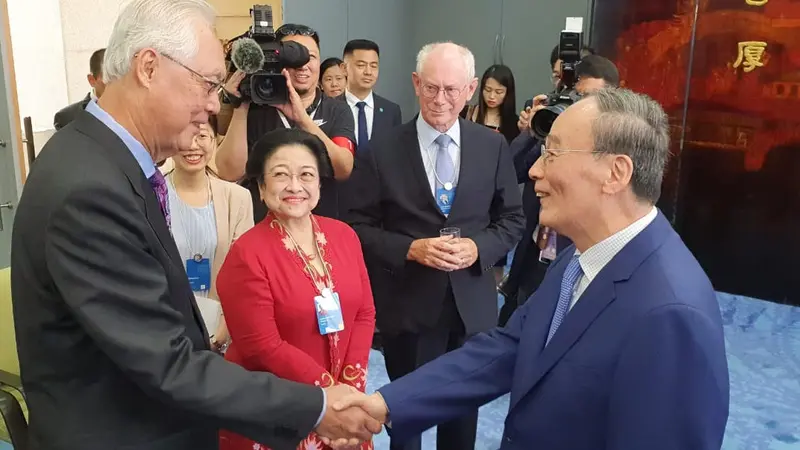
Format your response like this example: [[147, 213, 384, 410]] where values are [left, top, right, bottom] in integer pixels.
[[531, 103, 569, 141], [253, 76, 274, 99]]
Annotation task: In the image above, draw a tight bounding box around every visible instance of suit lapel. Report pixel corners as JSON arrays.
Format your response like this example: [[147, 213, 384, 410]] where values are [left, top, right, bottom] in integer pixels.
[[74, 112, 207, 334], [404, 119, 444, 215], [372, 95, 388, 138], [509, 212, 674, 412]]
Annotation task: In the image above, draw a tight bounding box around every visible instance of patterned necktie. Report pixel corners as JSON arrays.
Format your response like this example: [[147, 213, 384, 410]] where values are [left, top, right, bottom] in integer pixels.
[[149, 170, 171, 229], [434, 133, 454, 190], [356, 101, 368, 155], [546, 254, 583, 345]]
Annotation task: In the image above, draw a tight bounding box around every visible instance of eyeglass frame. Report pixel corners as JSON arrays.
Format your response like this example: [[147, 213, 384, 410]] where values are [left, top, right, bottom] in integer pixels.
[[160, 52, 225, 96], [539, 144, 606, 164], [418, 81, 470, 101]]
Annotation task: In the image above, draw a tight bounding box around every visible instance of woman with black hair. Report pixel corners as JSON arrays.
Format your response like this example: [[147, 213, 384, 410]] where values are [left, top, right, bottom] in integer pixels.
[[217, 128, 376, 450], [462, 64, 520, 283], [461, 64, 520, 145], [320, 57, 346, 98], [165, 116, 254, 353]]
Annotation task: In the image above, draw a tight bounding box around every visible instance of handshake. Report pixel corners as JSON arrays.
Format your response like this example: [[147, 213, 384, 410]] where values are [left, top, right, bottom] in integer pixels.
[[314, 384, 390, 449]]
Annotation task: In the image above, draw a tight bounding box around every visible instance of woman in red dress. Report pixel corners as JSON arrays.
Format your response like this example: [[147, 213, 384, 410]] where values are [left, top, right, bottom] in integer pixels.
[[216, 128, 376, 450]]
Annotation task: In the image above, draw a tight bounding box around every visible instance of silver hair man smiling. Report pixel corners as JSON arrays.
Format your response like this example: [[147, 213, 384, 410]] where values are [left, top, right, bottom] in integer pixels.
[[10, 1, 379, 449], [336, 87, 729, 450]]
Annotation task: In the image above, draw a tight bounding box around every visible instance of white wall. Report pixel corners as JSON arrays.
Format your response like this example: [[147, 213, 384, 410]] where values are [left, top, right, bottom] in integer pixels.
[[58, 0, 125, 104], [7, 0, 68, 132]]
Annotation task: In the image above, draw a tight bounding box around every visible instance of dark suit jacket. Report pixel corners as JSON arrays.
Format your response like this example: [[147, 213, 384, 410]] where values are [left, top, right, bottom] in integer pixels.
[[379, 212, 730, 449], [346, 117, 525, 336], [11, 111, 324, 450], [335, 92, 402, 152], [53, 93, 91, 130]]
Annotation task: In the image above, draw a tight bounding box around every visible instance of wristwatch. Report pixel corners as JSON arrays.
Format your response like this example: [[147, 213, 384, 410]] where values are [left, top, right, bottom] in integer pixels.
[[210, 335, 229, 354]]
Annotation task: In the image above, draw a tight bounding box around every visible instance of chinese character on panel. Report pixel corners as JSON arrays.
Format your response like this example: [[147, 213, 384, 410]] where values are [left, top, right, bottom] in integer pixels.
[[733, 41, 767, 72]]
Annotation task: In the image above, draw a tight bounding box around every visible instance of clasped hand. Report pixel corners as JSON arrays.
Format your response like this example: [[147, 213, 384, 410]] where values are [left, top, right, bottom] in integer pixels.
[[314, 385, 388, 450], [408, 235, 479, 272]]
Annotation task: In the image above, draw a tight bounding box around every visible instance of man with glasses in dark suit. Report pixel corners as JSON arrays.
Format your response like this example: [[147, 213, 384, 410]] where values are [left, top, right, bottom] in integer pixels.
[[215, 24, 356, 222]]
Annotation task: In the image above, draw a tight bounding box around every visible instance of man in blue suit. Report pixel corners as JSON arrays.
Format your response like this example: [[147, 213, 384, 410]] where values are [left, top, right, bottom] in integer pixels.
[[329, 87, 730, 450]]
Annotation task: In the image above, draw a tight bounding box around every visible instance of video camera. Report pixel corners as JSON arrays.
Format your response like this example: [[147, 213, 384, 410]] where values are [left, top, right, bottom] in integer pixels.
[[224, 5, 310, 105], [530, 22, 583, 140]]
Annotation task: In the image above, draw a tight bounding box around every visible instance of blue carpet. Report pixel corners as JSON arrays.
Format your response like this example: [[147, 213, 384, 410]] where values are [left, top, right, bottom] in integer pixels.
[[365, 293, 800, 449]]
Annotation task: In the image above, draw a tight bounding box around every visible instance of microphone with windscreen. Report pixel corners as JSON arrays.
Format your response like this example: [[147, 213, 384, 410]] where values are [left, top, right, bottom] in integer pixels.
[[231, 38, 265, 74]]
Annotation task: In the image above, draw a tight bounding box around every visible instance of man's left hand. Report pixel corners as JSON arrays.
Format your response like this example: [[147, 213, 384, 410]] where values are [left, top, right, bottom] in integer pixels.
[[450, 238, 479, 270], [274, 69, 311, 127]]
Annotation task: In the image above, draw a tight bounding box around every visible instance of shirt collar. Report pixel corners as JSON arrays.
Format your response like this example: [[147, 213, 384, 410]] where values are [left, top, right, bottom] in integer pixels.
[[345, 89, 374, 109], [416, 114, 461, 150], [575, 206, 658, 283], [85, 99, 156, 179]]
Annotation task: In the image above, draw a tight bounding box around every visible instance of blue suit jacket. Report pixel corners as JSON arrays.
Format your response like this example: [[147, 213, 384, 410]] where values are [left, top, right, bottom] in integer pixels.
[[379, 211, 730, 449]]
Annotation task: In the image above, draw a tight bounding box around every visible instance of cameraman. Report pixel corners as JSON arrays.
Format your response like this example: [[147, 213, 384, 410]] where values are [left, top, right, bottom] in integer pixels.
[[499, 54, 619, 326], [215, 24, 356, 221]]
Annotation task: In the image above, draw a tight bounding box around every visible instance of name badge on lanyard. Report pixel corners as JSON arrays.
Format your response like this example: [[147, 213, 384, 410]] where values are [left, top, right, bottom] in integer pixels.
[[186, 254, 212, 293], [435, 184, 455, 215], [315, 287, 345, 335]]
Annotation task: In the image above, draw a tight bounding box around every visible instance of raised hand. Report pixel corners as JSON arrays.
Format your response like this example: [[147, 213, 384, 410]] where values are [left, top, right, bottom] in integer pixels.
[[315, 385, 382, 449]]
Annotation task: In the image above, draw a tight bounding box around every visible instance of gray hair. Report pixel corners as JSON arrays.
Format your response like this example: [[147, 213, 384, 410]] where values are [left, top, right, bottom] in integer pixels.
[[103, 0, 216, 83], [416, 42, 476, 81], [589, 87, 670, 204]]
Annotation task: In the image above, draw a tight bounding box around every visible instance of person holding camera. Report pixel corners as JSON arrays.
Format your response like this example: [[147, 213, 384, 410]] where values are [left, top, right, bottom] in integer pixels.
[[499, 54, 620, 326], [215, 24, 356, 222]]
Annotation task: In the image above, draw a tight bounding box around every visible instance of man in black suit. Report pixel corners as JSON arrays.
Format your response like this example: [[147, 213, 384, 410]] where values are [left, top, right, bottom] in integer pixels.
[[10, 1, 379, 449], [337, 38, 402, 351], [53, 48, 106, 130], [346, 42, 525, 450], [339, 39, 402, 154]]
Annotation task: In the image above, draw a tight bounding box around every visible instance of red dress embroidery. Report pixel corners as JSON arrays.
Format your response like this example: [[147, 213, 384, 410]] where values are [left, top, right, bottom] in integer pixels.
[[217, 214, 376, 450]]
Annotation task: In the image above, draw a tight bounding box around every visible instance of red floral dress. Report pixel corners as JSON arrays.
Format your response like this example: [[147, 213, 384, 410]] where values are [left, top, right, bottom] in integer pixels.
[[217, 213, 376, 450]]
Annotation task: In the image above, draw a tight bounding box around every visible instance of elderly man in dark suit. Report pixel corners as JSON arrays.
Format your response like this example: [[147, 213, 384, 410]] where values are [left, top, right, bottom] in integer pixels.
[[346, 42, 524, 450], [53, 48, 106, 130], [336, 88, 730, 450], [10, 1, 379, 449]]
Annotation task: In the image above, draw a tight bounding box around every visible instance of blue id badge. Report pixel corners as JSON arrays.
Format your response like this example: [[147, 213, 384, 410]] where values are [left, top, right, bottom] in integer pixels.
[[435, 187, 455, 215], [315, 288, 345, 335], [186, 257, 212, 292]]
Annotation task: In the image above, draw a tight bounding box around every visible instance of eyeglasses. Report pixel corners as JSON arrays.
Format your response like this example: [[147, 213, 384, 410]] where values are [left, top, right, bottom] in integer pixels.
[[540, 144, 604, 164], [269, 170, 318, 184], [420, 82, 468, 101], [161, 53, 225, 96], [276, 24, 319, 41]]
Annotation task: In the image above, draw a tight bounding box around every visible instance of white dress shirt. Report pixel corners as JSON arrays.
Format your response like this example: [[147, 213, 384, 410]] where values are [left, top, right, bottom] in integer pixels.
[[569, 206, 659, 309], [345, 89, 375, 143], [416, 114, 461, 196]]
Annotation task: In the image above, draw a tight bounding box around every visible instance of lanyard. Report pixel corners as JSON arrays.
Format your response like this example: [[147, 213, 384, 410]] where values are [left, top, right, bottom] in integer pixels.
[[418, 134, 458, 188], [278, 107, 319, 129], [277, 215, 333, 294]]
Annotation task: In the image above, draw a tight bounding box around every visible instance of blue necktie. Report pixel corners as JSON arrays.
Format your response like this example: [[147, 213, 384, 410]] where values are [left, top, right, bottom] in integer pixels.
[[356, 101, 368, 155], [546, 254, 583, 345], [434, 134, 454, 188]]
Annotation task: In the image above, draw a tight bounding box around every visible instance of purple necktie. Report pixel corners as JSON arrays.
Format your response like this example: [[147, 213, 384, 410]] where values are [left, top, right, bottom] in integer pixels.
[[148, 170, 171, 229]]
